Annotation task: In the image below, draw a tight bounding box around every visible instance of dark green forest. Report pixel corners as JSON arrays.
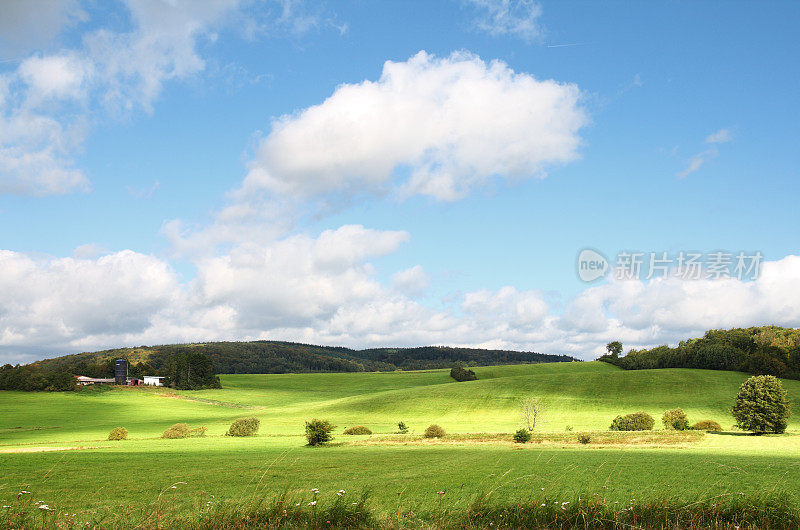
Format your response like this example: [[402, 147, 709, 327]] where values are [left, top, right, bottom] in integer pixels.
[[600, 326, 800, 380], [1, 341, 574, 391]]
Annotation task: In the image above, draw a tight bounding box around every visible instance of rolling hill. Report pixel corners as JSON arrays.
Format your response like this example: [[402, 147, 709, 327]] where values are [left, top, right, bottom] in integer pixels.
[[24, 340, 576, 377]]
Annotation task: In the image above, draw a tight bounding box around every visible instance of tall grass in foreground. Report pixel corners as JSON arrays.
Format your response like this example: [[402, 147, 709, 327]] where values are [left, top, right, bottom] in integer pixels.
[[3, 489, 799, 529]]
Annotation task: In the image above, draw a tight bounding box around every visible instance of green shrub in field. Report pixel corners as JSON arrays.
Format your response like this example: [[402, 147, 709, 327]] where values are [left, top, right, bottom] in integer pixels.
[[107, 427, 128, 441], [577, 433, 591, 444], [226, 417, 260, 437], [343, 425, 372, 435], [662, 408, 689, 430], [396, 421, 409, 434], [513, 428, 531, 443], [692, 420, 722, 432], [565, 425, 573, 432], [450, 365, 477, 382], [609, 411, 654, 431], [732, 375, 791, 433], [162, 423, 191, 439], [423, 424, 446, 438], [305, 418, 335, 446]]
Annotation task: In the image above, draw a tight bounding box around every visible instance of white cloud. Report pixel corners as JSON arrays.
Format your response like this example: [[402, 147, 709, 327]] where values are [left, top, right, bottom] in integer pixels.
[[3, 243, 800, 364], [465, 0, 544, 42], [706, 128, 732, 144], [677, 128, 734, 178], [0, 250, 182, 354], [1, 0, 325, 196], [241, 50, 586, 202], [392, 265, 430, 296], [18, 53, 91, 101]]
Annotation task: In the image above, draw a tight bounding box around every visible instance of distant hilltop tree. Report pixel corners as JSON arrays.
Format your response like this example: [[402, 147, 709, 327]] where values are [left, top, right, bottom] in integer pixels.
[[606, 341, 623, 358]]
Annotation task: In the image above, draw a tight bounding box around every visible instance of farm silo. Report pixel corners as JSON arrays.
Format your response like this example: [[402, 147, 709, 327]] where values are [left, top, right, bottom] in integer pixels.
[[115, 359, 128, 385]]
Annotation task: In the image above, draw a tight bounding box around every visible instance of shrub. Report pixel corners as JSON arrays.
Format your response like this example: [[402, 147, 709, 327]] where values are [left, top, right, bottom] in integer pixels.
[[577, 434, 591, 444], [732, 375, 791, 433], [450, 365, 477, 382], [396, 421, 409, 434], [107, 427, 128, 441], [162, 423, 191, 439], [226, 417, 260, 437], [305, 418, 336, 446], [692, 420, 722, 432], [609, 411, 654, 431], [662, 408, 689, 430], [343, 425, 372, 435], [423, 424, 446, 438], [565, 425, 573, 432], [513, 428, 531, 443]]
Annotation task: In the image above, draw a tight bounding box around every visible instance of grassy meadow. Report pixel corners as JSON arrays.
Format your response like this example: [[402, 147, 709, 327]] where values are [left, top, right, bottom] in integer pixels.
[[1, 361, 799, 527]]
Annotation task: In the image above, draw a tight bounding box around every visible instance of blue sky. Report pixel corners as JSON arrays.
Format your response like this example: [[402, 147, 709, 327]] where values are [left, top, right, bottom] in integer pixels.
[[1, 0, 799, 363]]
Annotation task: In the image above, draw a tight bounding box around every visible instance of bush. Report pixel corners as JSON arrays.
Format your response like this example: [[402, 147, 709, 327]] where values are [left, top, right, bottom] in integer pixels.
[[609, 411, 655, 431], [513, 428, 531, 443], [226, 417, 260, 437], [692, 420, 722, 432], [450, 365, 477, 382], [423, 424, 446, 438], [162, 423, 191, 439], [305, 418, 335, 446], [396, 421, 409, 434], [662, 408, 689, 430], [107, 427, 128, 441], [577, 434, 591, 444], [732, 375, 791, 433], [343, 425, 372, 435], [565, 425, 573, 432]]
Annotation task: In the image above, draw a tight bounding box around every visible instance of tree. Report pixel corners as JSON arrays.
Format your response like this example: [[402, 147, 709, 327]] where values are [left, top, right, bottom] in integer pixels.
[[606, 341, 623, 358], [163, 350, 221, 390], [732, 375, 791, 434], [305, 418, 336, 446], [520, 397, 544, 431]]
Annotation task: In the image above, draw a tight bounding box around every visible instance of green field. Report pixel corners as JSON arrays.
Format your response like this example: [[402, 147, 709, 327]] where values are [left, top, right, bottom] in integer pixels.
[[1, 362, 799, 526]]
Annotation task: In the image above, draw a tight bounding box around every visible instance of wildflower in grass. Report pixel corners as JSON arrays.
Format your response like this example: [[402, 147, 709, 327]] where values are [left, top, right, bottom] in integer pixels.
[[38, 505, 52, 511], [541, 503, 546, 507], [437, 491, 445, 495], [308, 500, 317, 506], [311, 488, 319, 494]]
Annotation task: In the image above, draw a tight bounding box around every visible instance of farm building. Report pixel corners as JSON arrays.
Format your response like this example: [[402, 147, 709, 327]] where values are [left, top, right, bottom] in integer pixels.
[[143, 376, 165, 386], [75, 376, 115, 386]]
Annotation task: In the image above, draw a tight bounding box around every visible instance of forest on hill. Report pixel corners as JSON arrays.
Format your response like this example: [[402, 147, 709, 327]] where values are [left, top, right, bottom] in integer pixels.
[[601, 326, 800, 380], [1, 341, 575, 390]]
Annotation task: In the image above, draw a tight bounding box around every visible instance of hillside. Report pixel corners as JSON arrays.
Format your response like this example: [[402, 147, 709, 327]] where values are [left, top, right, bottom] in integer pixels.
[[2, 361, 799, 525], [24, 340, 575, 378], [3, 362, 798, 444]]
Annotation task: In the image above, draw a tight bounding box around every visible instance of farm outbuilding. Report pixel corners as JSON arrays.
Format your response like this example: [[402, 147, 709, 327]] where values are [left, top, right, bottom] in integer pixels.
[[143, 376, 165, 386]]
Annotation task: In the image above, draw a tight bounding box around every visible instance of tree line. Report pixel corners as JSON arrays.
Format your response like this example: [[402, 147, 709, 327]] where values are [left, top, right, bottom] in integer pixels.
[[600, 326, 800, 380]]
